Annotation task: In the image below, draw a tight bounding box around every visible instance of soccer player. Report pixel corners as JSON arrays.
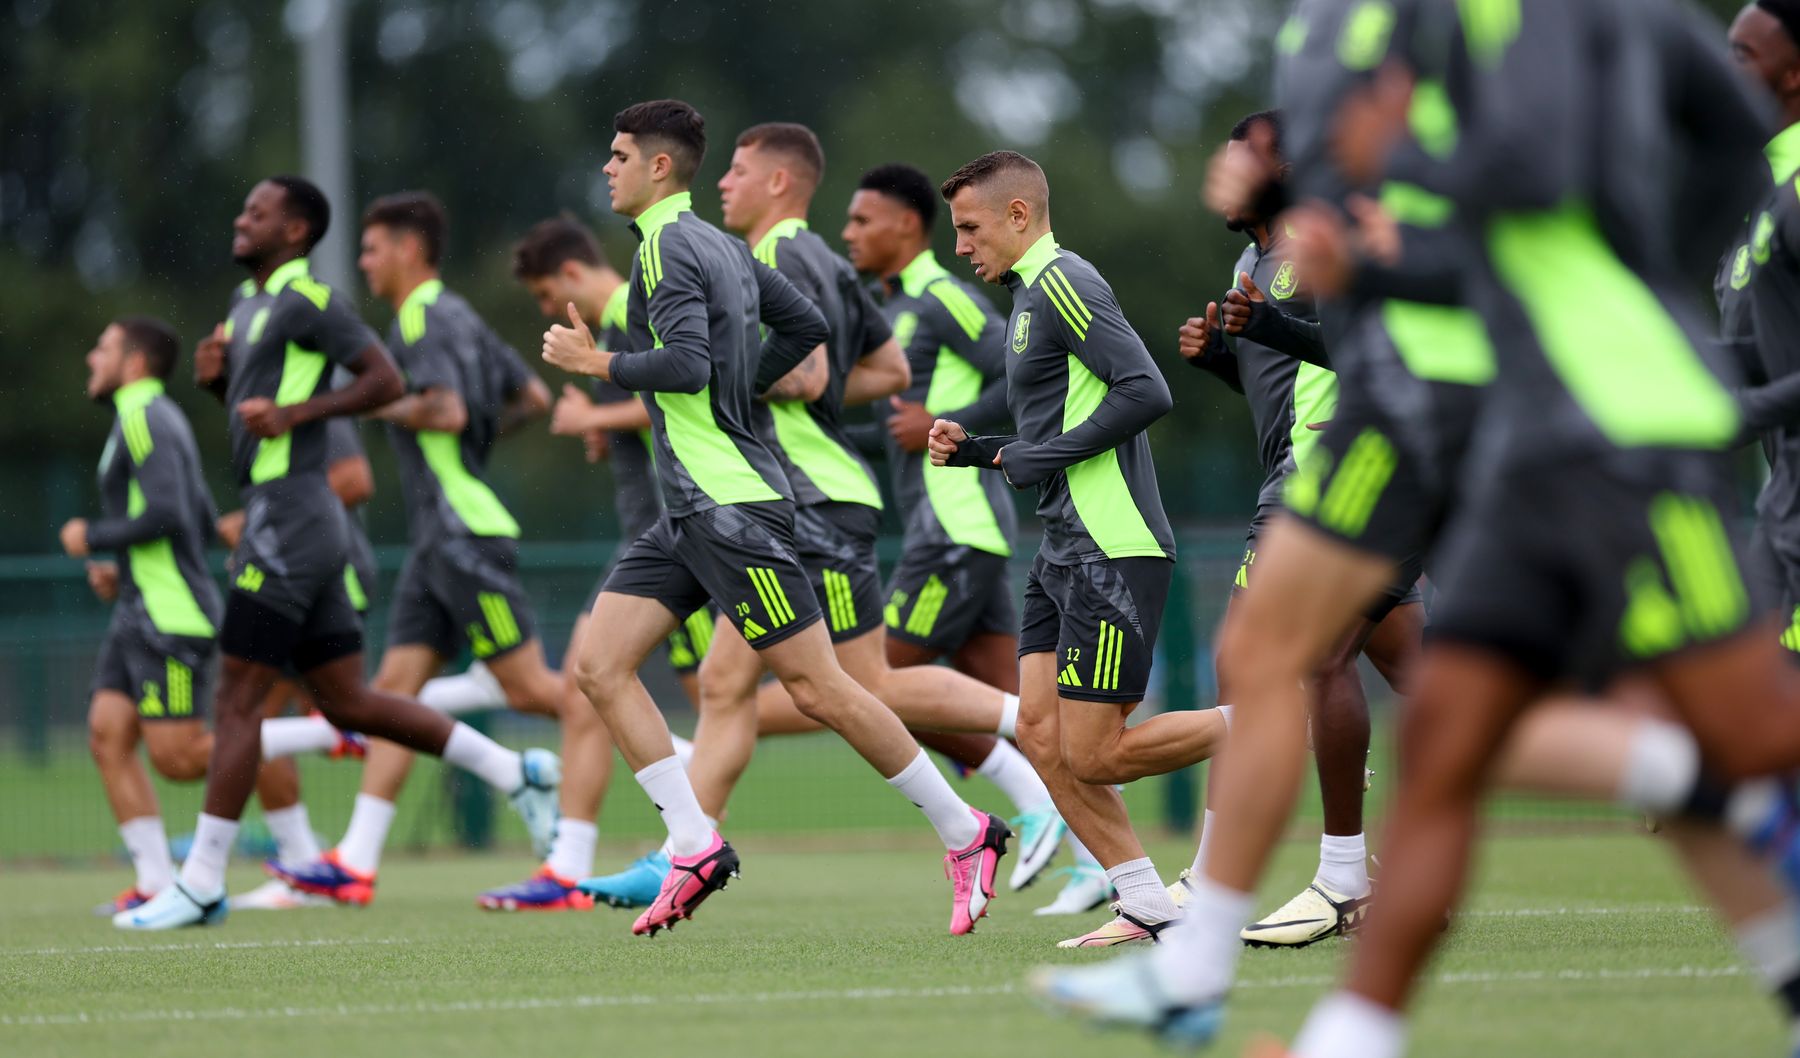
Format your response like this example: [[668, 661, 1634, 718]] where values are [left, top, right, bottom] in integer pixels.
[[66, 316, 351, 914], [1168, 110, 1424, 948], [500, 214, 715, 909], [115, 175, 559, 930], [680, 123, 1057, 889], [541, 99, 1010, 936], [1721, 0, 1800, 651], [928, 150, 1227, 946], [1036, 2, 1800, 1047], [843, 161, 1107, 914], [266, 190, 588, 910], [1260, 4, 1800, 1054]]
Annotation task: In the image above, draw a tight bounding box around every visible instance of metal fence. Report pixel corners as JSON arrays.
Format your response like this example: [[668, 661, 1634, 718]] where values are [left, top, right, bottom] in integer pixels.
[[0, 527, 1621, 865]]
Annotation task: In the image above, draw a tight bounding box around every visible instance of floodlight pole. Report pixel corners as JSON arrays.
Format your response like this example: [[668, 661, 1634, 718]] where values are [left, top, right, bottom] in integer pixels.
[[291, 0, 354, 291]]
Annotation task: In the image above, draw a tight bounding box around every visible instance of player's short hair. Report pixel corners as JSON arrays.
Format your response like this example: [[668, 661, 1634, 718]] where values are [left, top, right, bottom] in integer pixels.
[[266, 174, 331, 255], [939, 150, 1048, 209], [1758, 0, 1800, 48], [511, 214, 608, 280], [113, 315, 181, 380], [857, 164, 937, 230], [1229, 110, 1285, 154], [361, 191, 448, 266], [736, 122, 825, 189], [614, 99, 708, 185]]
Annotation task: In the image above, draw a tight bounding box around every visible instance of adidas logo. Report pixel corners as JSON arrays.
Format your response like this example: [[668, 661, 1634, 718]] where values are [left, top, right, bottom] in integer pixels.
[[742, 617, 766, 640], [1057, 664, 1082, 688]]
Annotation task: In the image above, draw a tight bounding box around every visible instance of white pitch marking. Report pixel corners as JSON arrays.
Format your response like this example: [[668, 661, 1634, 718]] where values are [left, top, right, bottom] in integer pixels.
[[5, 937, 411, 957], [0, 966, 1748, 1027]]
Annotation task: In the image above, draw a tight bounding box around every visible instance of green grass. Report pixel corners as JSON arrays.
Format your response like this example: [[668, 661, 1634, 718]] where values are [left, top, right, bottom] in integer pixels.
[[0, 833, 1779, 1058]]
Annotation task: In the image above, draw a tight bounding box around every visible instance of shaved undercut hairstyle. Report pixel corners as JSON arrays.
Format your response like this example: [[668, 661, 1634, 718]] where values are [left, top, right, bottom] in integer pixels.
[[614, 99, 708, 185], [736, 122, 826, 189], [858, 163, 937, 230], [938, 150, 1050, 215]]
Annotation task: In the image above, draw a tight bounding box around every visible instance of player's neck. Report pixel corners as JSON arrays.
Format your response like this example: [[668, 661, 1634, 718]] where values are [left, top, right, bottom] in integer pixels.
[[249, 247, 306, 289], [747, 204, 810, 249], [388, 270, 442, 312], [1251, 221, 1274, 250], [889, 239, 932, 276]]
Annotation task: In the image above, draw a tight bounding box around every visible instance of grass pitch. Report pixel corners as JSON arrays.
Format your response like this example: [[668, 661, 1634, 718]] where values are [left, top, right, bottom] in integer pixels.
[[0, 832, 1781, 1058]]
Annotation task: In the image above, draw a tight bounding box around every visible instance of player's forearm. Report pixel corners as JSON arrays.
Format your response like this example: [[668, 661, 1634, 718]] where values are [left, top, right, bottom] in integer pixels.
[[1188, 345, 1244, 393], [84, 508, 178, 551], [762, 346, 828, 403], [842, 340, 910, 406], [293, 346, 405, 424], [1240, 305, 1330, 368], [1735, 372, 1800, 439], [370, 388, 467, 433], [1000, 375, 1172, 486], [944, 433, 1015, 470], [611, 342, 708, 395]]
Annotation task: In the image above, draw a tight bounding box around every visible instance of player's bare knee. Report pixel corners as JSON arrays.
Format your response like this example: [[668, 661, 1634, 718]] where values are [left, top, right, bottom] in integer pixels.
[[87, 716, 134, 764], [1064, 738, 1128, 786], [1013, 711, 1059, 772], [780, 672, 835, 722]]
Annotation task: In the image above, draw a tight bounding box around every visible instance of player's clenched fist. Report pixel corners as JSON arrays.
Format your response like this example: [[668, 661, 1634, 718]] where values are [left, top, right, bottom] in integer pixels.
[[928, 418, 969, 467], [1179, 303, 1222, 362]]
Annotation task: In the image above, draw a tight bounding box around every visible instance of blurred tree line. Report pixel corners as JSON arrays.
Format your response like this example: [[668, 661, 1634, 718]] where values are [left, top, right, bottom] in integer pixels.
[[0, 0, 1757, 553]]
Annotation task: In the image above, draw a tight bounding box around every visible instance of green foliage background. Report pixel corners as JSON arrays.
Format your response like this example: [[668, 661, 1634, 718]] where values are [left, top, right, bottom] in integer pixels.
[[0, 0, 1756, 551]]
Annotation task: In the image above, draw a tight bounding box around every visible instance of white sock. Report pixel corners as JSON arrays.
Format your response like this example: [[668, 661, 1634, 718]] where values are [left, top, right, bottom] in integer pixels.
[[996, 694, 1020, 738], [1616, 720, 1700, 813], [1316, 832, 1370, 898], [1106, 856, 1178, 922], [1737, 903, 1800, 991], [336, 794, 397, 875], [419, 668, 506, 716], [1293, 992, 1407, 1058], [1152, 871, 1256, 1003], [1192, 808, 1217, 875], [886, 749, 981, 849], [545, 818, 599, 880], [1068, 830, 1101, 867], [671, 733, 696, 768], [176, 813, 238, 894], [119, 816, 174, 895], [1727, 779, 1785, 840], [264, 803, 322, 866], [975, 739, 1052, 814], [659, 813, 717, 858], [442, 722, 525, 791], [260, 716, 339, 759], [636, 755, 714, 857]]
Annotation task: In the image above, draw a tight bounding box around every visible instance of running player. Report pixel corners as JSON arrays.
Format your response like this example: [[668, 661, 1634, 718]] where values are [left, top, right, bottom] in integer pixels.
[[1036, 1, 1800, 1046], [67, 316, 351, 915], [1261, 3, 1800, 1053], [843, 161, 1103, 914], [675, 123, 1055, 892], [929, 150, 1226, 947], [1721, 0, 1800, 654], [267, 190, 587, 910], [498, 214, 713, 909], [541, 99, 1010, 936], [1183, 111, 1425, 947], [116, 175, 560, 930]]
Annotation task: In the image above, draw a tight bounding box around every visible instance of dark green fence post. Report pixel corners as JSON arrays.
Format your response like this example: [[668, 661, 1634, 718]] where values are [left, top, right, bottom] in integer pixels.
[[1161, 562, 1199, 834]]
